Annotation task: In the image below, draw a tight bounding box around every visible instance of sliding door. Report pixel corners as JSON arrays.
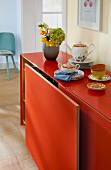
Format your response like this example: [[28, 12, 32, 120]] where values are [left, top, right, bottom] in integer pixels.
[[25, 64, 79, 170]]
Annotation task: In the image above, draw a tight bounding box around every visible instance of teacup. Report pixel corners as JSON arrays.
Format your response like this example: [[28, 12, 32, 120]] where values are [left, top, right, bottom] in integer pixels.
[[91, 64, 106, 79], [58, 63, 80, 73]]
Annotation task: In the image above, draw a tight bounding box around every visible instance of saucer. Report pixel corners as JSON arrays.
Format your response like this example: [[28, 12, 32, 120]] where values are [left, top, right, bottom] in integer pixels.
[[88, 74, 111, 81], [68, 58, 94, 69], [87, 83, 106, 91], [68, 58, 94, 64], [71, 70, 84, 80], [54, 70, 84, 80]]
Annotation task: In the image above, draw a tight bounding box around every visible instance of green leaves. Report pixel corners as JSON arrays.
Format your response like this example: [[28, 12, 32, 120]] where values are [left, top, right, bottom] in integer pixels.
[[38, 22, 66, 46]]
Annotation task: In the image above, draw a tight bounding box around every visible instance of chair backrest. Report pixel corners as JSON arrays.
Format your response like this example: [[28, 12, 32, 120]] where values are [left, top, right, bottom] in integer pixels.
[[0, 32, 16, 55]]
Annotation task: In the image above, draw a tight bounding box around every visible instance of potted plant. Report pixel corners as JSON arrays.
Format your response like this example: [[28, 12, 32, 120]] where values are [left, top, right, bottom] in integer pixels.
[[38, 22, 66, 60]]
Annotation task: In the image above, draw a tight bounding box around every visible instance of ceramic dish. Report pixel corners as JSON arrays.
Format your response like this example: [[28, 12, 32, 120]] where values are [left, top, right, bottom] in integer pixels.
[[68, 58, 94, 69], [54, 70, 84, 80], [71, 70, 84, 80], [87, 82, 106, 91], [88, 74, 111, 81], [58, 62, 80, 73], [68, 58, 94, 64]]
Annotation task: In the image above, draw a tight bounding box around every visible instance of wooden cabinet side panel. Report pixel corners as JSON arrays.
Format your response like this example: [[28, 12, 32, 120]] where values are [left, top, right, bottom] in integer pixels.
[[59, 84, 111, 170], [25, 65, 79, 170], [20, 55, 24, 125]]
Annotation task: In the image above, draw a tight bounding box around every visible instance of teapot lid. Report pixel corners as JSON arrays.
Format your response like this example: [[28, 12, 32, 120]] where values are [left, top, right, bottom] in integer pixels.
[[73, 42, 87, 47]]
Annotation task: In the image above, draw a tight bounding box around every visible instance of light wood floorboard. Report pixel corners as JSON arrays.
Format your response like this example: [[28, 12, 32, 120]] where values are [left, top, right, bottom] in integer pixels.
[[0, 69, 38, 170], [0, 69, 20, 107]]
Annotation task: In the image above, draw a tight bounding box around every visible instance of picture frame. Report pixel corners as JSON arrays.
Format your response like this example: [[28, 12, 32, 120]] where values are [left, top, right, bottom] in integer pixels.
[[77, 0, 103, 31]]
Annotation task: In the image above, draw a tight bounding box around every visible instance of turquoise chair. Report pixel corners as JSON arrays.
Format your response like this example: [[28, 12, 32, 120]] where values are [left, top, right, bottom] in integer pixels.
[[0, 32, 18, 80]]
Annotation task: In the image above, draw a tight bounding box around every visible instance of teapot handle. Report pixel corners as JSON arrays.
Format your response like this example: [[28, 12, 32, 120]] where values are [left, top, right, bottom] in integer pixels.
[[87, 44, 95, 57]]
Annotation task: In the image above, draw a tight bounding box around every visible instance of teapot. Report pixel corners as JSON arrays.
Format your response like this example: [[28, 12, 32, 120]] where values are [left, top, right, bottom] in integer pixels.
[[66, 42, 95, 62]]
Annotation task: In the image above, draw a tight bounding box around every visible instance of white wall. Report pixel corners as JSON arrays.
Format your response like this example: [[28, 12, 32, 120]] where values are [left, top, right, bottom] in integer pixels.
[[1, 0, 111, 72], [0, 0, 17, 33], [67, 0, 111, 71], [22, 0, 36, 53], [0, 0, 18, 67], [0, 0, 36, 69], [16, 0, 22, 67]]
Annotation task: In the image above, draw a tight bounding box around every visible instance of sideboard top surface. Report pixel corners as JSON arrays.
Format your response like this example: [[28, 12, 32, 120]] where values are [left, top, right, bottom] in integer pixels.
[[20, 52, 111, 121]]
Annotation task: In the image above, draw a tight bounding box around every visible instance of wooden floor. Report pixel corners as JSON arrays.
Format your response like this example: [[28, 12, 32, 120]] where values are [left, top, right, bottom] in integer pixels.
[[0, 69, 38, 170], [0, 69, 20, 107]]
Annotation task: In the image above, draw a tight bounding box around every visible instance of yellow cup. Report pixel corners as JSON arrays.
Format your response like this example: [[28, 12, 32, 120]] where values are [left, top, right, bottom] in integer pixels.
[[91, 64, 106, 79]]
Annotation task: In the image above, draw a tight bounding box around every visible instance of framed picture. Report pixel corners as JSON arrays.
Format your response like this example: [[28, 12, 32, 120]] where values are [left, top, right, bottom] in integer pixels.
[[77, 0, 103, 31]]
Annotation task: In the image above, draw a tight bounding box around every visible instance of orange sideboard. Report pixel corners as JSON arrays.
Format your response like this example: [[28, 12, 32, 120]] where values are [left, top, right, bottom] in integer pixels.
[[20, 52, 111, 170], [25, 64, 79, 170]]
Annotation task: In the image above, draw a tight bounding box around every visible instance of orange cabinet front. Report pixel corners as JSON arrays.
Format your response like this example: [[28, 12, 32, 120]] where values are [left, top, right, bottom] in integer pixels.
[[25, 64, 80, 170], [59, 84, 111, 170]]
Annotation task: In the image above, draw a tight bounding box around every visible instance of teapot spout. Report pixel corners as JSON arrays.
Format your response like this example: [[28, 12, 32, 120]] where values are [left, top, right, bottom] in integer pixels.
[[65, 44, 72, 55]]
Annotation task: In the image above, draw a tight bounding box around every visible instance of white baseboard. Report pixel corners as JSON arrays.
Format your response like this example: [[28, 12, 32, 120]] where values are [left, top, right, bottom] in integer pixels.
[[0, 62, 20, 70]]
